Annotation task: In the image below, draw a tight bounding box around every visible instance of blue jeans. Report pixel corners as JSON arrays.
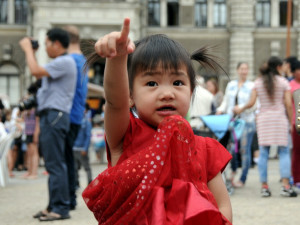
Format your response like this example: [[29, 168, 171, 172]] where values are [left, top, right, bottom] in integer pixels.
[[231, 121, 255, 183], [39, 109, 70, 216], [258, 145, 291, 183]]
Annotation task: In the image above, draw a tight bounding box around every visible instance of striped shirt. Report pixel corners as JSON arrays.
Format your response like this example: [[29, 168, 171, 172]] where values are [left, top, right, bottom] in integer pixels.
[[254, 76, 290, 146]]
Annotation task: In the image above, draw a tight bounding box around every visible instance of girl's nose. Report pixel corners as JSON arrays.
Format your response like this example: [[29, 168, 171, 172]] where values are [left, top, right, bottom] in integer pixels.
[[159, 87, 175, 101]]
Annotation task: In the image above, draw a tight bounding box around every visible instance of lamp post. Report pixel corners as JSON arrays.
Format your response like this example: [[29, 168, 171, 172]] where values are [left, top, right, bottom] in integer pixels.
[[286, 0, 293, 57]]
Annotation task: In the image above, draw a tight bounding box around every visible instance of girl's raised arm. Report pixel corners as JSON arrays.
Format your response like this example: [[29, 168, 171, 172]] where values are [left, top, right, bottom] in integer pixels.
[[95, 18, 135, 166]]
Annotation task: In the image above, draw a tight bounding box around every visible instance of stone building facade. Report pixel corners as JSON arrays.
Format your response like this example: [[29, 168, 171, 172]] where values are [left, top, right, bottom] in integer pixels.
[[0, 0, 299, 105]]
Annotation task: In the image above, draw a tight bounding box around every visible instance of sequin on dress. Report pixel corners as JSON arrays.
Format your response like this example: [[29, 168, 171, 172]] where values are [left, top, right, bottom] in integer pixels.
[[82, 114, 232, 225]]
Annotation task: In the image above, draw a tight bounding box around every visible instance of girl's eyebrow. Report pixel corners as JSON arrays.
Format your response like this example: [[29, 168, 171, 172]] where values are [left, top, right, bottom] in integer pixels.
[[143, 70, 187, 77]]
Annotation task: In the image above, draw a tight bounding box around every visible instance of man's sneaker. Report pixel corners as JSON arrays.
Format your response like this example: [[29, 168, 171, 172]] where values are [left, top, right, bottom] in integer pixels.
[[280, 186, 298, 197], [261, 186, 271, 197]]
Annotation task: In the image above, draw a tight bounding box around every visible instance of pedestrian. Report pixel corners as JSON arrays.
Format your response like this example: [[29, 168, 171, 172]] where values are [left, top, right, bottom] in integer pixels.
[[22, 107, 39, 179], [216, 62, 256, 188], [63, 25, 89, 210], [289, 60, 300, 193], [19, 27, 77, 221], [82, 18, 232, 224], [189, 75, 214, 131], [205, 78, 224, 114], [234, 56, 297, 198], [73, 103, 93, 187]]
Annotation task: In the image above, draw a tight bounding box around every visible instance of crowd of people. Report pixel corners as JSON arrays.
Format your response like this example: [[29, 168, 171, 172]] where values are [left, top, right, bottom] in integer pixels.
[[0, 25, 105, 222], [1, 17, 300, 224]]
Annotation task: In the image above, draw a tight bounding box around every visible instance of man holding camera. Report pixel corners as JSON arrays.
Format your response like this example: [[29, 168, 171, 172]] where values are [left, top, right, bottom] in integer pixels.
[[19, 28, 76, 221]]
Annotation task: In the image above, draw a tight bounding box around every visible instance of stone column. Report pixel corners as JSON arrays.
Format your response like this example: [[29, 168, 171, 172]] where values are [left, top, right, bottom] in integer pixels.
[[271, 0, 279, 28], [7, 0, 14, 24], [35, 27, 49, 66], [180, 0, 194, 27], [228, 0, 255, 79], [207, 0, 214, 28], [161, 0, 167, 27]]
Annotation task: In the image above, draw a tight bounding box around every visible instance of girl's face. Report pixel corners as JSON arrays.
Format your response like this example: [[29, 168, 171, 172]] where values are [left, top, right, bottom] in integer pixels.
[[237, 63, 249, 80], [131, 65, 192, 128]]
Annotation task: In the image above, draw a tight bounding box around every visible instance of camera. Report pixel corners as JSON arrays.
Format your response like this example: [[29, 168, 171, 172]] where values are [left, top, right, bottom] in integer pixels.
[[31, 40, 39, 50], [18, 95, 37, 111], [18, 80, 41, 111]]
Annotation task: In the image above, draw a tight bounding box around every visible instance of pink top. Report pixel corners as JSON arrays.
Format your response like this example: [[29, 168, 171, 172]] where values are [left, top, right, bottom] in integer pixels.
[[290, 79, 300, 125], [254, 76, 290, 146]]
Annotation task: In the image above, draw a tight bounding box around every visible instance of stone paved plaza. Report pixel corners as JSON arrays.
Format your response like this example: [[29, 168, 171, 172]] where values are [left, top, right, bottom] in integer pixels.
[[0, 158, 299, 225]]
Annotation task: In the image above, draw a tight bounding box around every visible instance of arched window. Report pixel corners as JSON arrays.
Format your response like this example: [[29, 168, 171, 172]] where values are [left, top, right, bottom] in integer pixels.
[[195, 0, 207, 27], [214, 0, 226, 27], [256, 0, 270, 27], [0, 63, 20, 105], [148, 0, 160, 26]]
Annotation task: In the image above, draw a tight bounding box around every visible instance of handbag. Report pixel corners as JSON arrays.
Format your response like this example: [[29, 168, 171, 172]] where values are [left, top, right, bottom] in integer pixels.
[[228, 117, 246, 153]]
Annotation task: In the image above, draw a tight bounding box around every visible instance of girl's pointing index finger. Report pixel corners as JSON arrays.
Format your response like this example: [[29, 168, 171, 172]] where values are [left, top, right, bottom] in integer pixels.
[[120, 18, 130, 41]]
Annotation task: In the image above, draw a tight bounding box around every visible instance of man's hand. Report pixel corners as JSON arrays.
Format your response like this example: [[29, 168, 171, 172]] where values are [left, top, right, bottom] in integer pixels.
[[94, 18, 135, 58], [19, 37, 33, 53]]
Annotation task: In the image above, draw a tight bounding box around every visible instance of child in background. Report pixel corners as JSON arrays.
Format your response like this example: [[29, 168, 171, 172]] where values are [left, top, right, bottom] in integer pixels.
[[90, 115, 106, 163], [73, 103, 93, 187], [82, 18, 232, 224]]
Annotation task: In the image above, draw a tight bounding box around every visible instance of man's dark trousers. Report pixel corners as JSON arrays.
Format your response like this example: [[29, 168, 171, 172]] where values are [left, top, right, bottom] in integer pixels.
[[39, 109, 70, 216], [65, 123, 81, 209]]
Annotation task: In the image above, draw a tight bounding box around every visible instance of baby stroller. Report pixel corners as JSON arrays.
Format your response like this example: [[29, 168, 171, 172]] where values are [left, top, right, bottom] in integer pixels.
[[198, 114, 235, 195]]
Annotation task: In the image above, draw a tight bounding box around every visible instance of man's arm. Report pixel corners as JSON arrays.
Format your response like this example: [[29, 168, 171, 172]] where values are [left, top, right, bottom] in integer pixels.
[[19, 37, 49, 79]]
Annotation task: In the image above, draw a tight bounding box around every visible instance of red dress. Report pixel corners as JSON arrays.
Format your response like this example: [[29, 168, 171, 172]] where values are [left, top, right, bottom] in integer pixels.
[[82, 114, 232, 225]]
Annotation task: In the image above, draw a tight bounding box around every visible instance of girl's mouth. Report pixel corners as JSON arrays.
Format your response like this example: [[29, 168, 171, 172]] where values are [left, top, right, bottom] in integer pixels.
[[157, 106, 176, 111]]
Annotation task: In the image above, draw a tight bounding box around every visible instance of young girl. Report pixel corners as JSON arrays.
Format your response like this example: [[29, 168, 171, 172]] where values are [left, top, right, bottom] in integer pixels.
[[82, 18, 232, 225]]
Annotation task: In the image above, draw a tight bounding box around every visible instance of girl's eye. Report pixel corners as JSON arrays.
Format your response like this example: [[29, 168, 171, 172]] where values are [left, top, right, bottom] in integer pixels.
[[173, 80, 183, 86], [146, 81, 158, 86]]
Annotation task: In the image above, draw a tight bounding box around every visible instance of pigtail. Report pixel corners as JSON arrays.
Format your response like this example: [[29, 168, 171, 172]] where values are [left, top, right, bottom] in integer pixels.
[[81, 40, 102, 72], [190, 46, 228, 77]]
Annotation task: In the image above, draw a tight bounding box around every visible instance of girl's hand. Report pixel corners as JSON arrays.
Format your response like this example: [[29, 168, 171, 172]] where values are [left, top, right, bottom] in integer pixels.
[[94, 18, 135, 58]]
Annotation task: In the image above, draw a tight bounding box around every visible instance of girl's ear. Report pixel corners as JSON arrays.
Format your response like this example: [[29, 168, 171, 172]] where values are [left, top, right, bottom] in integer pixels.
[[129, 98, 135, 108]]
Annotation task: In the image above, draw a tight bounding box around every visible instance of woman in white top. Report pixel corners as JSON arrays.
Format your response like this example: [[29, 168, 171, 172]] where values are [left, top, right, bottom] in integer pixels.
[[217, 62, 256, 188]]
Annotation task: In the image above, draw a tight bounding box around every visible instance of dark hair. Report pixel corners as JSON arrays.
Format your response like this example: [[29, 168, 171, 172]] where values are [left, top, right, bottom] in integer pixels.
[[85, 102, 90, 111], [86, 34, 224, 93], [259, 56, 283, 100], [27, 79, 41, 95], [46, 28, 70, 49], [284, 56, 298, 72], [236, 62, 248, 69]]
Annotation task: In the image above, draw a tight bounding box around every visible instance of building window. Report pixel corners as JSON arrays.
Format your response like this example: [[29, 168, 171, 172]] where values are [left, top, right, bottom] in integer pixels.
[[167, 0, 179, 26], [256, 0, 270, 27], [0, 0, 8, 23], [280, 0, 293, 26], [15, 0, 28, 24], [148, 0, 160, 26], [0, 63, 20, 105], [195, 0, 207, 27], [214, 0, 226, 27]]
